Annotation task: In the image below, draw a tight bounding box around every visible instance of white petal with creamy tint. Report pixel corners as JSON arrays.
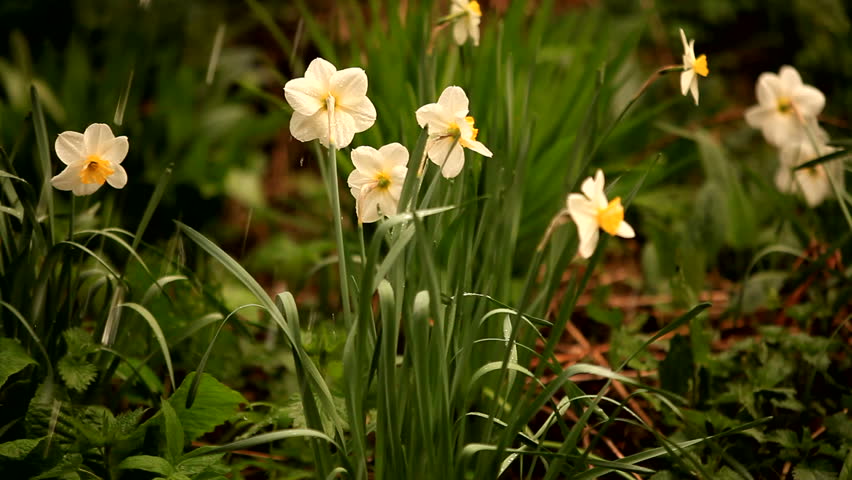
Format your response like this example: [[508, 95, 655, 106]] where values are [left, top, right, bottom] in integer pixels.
[[791, 86, 825, 117], [304, 58, 336, 87], [51, 164, 83, 191], [106, 164, 128, 189], [680, 69, 694, 96], [283, 77, 325, 115], [331, 68, 369, 101], [437, 86, 469, 116], [289, 111, 325, 144], [99, 136, 129, 165], [55, 132, 85, 165], [616, 221, 635, 238], [339, 96, 377, 134], [72, 181, 102, 196], [83, 123, 114, 154]]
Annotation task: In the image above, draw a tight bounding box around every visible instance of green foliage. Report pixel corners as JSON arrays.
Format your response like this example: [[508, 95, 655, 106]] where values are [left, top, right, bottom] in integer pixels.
[[0, 337, 37, 388], [168, 373, 246, 442]]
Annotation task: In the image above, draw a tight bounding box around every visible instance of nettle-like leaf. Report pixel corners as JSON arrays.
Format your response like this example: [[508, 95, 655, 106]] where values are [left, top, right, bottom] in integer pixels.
[[57, 357, 98, 393], [792, 464, 839, 480], [61, 328, 98, 357], [0, 437, 44, 461], [118, 455, 175, 476], [0, 337, 37, 389], [168, 373, 245, 442]]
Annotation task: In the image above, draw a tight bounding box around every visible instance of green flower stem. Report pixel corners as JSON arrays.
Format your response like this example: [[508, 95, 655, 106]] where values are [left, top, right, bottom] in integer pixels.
[[325, 145, 352, 328]]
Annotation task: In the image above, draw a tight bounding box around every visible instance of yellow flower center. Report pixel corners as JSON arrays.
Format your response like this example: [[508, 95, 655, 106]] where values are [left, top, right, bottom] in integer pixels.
[[79, 155, 114, 185], [597, 197, 624, 236], [447, 121, 461, 137], [375, 172, 391, 190], [468, 1, 482, 16], [777, 97, 793, 114], [692, 55, 708, 77]]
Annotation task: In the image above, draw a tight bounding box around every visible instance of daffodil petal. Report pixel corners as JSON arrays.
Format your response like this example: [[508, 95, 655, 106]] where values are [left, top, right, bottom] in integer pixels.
[[775, 163, 794, 194], [690, 78, 699, 105], [83, 123, 115, 154], [453, 20, 468, 46], [755, 72, 782, 107], [778, 65, 802, 91], [357, 189, 382, 223], [304, 57, 336, 87], [465, 138, 492, 157], [99, 136, 129, 165], [283, 77, 325, 116], [351, 146, 383, 177], [339, 96, 377, 135], [796, 169, 830, 207], [289, 110, 324, 144], [106, 164, 128, 189], [415, 103, 451, 131], [434, 142, 466, 178], [330, 68, 369, 101], [378, 190, 398, 217], [744, 105, 773, 129], [615, 221, 635, 238], [680, 70, 695, 96], [437, 86, 469, 117], [469, 17, 481, 46], [378, 143, 409, 171], [55, 131, 85, 165], [679, 29, 689, 53], [791, 85, 825, 117], [578, 228, 599, 259], [72, 181, 103, 196], [51, 164, 82, 191]]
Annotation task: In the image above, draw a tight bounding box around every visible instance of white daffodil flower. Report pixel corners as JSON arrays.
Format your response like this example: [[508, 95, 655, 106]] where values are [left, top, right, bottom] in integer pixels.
[[50, 123, 129, 196], [415, 86, 492, 178], [775, 141, 842, 207], [283, 57, 377, 149], [566, 169, 635, 259], [744, 65, 826, 148], [679, 28, 708, 106], [347, 143, 409, 223], [450, 0, 482, 47]]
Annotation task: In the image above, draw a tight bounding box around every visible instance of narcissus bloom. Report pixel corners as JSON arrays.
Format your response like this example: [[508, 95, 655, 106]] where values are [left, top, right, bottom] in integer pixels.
[[415, 86, 492, 178], [775, 141, 842, 207], [744, 65, 825, 147], [347, 143, 409, 223], [567, 169, 635, 259], [283, 57, 376, 149], [51, 123, 129, 196], [450, 0, 482, 47], [680, 28, 708, 106]]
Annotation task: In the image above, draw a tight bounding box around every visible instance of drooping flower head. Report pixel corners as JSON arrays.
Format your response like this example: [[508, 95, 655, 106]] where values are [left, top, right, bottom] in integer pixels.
[[679, 28, 709, 106], [566, 169, 635, 259], [347, 143, 409, 223], [775, 141, 842, 207], [744, 65, 825, 148], [283, 57, 377, 149], [449, 0, 482, 47], [51, 123, 129, 196], [415, 86, 492, 178]]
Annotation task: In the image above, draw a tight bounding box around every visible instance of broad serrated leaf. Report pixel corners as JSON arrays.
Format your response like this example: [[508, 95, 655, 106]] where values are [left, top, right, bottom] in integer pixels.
[[0, 437, 43, 460], [168, 373, 245, 442], [31, 453, 83, 480], [767, 429, 800, 449], [161, 400, 184, 464], [793, 465, 839, 480], [0, 337, 37, 388], [176, 453, 227, 476], [110, 408, 146, 441], [57, 356, 98, 392], [118, 455, 175, 476], [61, 328, 98, 357]]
